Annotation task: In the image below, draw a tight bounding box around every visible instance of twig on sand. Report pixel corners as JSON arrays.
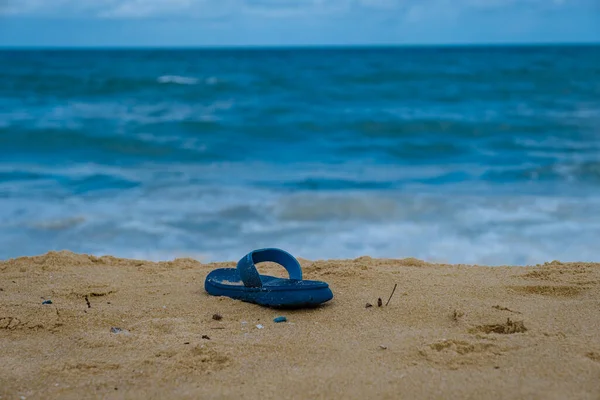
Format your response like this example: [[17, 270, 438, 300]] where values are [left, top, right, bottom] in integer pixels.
[[452, 310, 465, 321], [84, 295, 91, 309], [492, 305, 521, 314], [385, 284, 398, 306]]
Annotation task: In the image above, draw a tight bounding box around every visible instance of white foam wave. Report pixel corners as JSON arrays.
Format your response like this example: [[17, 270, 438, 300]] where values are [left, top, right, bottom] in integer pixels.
[[3, 165, 600, 265], [26, 100, 232, 128], [157, 75, 199, 85]]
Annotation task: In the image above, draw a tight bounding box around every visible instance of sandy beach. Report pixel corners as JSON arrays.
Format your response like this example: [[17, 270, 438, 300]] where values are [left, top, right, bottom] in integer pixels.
[[1, 251, 599, 399]]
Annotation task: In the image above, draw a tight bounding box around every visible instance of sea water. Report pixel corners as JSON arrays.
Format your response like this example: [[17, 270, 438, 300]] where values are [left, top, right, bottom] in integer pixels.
[[1, 45, 599, 264]]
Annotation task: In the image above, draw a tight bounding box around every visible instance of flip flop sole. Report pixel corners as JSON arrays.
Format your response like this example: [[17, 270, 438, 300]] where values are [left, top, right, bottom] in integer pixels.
[[205, 268, 333, 308]]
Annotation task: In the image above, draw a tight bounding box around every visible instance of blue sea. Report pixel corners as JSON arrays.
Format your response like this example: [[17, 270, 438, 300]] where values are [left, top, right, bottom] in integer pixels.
[[1, 45, 599, 265]]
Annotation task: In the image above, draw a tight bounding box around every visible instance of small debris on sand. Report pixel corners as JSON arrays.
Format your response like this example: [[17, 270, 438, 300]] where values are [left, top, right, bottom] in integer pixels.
[[471, 318, 527, 334], [110, 327, 130, 335], [452, 310, 465, 321], [385, 283, 398, 306], [492, 305, 521, 314]]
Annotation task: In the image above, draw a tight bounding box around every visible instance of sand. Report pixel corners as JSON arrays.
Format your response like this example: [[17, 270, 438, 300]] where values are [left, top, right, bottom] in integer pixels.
[[1, 251, 599, 400]]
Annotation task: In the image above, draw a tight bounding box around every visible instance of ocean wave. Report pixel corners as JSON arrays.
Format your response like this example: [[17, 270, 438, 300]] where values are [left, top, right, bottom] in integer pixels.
[[0, 126, 212, 165], [514, 137, 597, 151], [275, 194, 402, 222], [134, 133, 209, 153], [3, 181, 600, 264], [5, 73, 165, 98], [482, 161, 600, 184], [278, 178, 396, 191], [0, 100, 233, 130], [157, 75, 199, 85]]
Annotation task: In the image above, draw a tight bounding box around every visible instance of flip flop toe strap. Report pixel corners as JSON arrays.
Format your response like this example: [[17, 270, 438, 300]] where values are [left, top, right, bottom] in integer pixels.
[[236, 248, 303, 288]]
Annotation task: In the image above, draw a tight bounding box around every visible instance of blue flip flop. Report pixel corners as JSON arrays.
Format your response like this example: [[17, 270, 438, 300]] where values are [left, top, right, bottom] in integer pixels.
[[204, 248, 333, 308]]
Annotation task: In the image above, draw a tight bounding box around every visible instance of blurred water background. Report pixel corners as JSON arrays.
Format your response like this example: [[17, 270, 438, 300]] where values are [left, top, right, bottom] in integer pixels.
[[1, 45, 599, 264]]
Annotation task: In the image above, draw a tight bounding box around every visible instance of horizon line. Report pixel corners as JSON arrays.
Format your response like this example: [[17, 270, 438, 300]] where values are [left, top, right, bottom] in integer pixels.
[[1, 41, 599, 51]]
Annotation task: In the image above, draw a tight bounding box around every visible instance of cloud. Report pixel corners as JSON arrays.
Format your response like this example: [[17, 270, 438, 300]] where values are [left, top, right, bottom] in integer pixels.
[[97, 0, 193, 18], [0, 0, 108, 17], [0, 0, 594, 20]]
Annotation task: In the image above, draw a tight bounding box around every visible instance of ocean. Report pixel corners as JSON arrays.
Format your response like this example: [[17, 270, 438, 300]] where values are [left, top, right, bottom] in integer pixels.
[[1, 45, 599, 265]]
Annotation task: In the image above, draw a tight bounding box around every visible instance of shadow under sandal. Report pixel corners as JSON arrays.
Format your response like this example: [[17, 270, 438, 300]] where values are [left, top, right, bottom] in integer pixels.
[[204, 248, 333, 308]]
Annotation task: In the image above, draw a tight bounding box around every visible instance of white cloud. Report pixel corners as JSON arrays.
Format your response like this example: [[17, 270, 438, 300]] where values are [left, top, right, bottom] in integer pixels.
[[405, 2, 459, 23], [1, 0, 108, 17], [98, 0, 193, 18], [356, 0, 403, 10], [0, 0, 587, 19], [463, 0, 573, 10], [241, 0, 354, 18]]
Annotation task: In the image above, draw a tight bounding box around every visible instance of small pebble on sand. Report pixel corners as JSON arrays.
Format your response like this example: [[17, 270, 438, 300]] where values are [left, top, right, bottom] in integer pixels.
[[110, 327, 130, 335]]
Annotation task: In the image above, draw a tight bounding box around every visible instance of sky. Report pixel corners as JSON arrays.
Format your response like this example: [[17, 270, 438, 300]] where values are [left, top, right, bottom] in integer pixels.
[[0, 0, 598, 47]]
